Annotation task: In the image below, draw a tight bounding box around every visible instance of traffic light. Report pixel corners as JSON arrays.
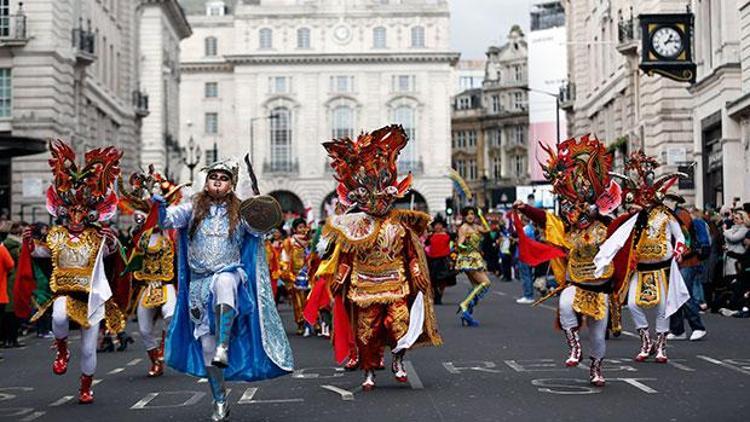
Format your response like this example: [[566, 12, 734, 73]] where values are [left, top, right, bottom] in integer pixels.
[[445, 197, 454, 216]]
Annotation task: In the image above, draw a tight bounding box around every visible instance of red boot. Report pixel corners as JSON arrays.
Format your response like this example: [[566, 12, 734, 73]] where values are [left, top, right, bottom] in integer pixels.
[[79, 374, 94, 404], [158, 331, 165, 363], [53, 338, 70, 375], [147, 349, 164, 377]]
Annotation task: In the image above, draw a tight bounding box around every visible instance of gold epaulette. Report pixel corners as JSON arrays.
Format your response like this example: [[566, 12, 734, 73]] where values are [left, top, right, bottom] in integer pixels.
[[390, 209, 431, 235]]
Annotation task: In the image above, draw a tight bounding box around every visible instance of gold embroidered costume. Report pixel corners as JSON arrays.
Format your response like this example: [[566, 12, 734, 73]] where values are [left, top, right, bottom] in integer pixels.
[[33, 226, 125, 332], [321, 209, 441, 370]]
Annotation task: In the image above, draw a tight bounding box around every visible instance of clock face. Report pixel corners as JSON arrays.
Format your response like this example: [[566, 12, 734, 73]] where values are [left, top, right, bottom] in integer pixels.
[[651, 26, 683, 58], [333, 25, 352, 44]]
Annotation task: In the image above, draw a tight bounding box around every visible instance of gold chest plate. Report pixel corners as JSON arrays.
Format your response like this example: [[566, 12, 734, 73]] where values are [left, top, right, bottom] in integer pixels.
[[134, 235, 175, 283], [48, 226, 101, 294], [349, 218, 409, 305], [635, 208, 669, 260], [566, 222, 613, 282]]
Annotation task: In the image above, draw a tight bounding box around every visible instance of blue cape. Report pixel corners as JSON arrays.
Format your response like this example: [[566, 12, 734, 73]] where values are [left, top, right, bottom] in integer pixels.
[[165, 229, 294, 381]]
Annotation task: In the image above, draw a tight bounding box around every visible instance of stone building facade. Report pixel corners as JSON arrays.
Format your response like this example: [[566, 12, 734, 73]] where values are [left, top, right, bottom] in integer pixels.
[[691, 0, 749, 207], [562, 0, 695, 199], [0, 0, 190, 222], [177, 0, 458, 218], [451, 26, 529, 209]]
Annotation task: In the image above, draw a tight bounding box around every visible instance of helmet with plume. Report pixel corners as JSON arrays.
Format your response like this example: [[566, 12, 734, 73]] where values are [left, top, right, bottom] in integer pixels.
[[540, 134, 622, 226], [323, 124, 413, 216], [46, 139, 122, 230], [610, 150, 686, 208]]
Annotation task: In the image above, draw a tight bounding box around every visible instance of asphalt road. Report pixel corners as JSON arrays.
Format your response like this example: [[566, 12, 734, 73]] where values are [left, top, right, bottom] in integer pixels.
[[1, 275, 748, 422]]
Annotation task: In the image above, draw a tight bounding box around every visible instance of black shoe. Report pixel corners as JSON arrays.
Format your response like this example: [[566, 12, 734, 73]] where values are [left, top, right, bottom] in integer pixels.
[[116, 333, 134, 352]]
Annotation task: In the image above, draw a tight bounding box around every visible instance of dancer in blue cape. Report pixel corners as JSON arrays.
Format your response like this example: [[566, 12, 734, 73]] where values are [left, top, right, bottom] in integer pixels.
[[157, 160, 293, 421]]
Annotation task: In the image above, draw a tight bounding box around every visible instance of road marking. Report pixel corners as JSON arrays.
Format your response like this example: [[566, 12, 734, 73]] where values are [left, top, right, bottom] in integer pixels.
[[107, 367, 125, 375], [126, 358, 143, 366], [320, 385, 354, 401], [19, 411, 46, 421], [292, 367, 346, 379], [667, 360, 695, 372], [493, 291, 507, 296], [443, 361, 502, 374], [237, 387, 304, 404], [197, 378, 207, 383], [130, 391, 206, 409], [621, 330, 639, 338], [49, 396, 74, 407], [92, 380, 102, 386], [505, 359, 559, 373], [697, 355, 750, 376], [615, 378, 658, 393], [404, 361, 423, 389]]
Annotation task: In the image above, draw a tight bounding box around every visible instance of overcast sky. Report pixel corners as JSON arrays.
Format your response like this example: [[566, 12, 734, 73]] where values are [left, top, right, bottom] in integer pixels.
[[450, 0, 534, 60]]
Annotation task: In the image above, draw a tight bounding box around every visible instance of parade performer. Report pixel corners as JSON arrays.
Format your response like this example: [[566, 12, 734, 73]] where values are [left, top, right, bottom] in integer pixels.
[[455, 207, 491, 326], [119, 167, 182, 377], [280, 217, 312, 335], [265, 228, 283, 300], [594, 151, 691, 364], [25, 140, 126, 404], [159, 158, 293, 421], [425, 216, 456, 305], [303, 224, 332, 338], [317, 124, 441, 391], [514, 135, 623, 386]]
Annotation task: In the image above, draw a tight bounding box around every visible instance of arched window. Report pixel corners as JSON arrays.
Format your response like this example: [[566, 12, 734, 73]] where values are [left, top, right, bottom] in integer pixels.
[[373, 26, 386, 48], [269, 107, 292, 171], [394, 106, 416, 165], [297, 27, 311, 49], [331, 106, 354, 139], [259, 28, 273, 49], [411, 26, 425, 48], [205, 36, 217, 56]]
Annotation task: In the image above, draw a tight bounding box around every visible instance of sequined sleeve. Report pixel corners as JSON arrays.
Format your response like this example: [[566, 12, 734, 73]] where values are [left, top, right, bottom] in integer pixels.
[[163, 202, 193, 230]]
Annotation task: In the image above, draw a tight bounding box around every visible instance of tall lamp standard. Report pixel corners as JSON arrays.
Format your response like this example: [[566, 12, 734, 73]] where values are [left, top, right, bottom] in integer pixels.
[[182, 123, 202, 184], [249, 113, 280, 164]]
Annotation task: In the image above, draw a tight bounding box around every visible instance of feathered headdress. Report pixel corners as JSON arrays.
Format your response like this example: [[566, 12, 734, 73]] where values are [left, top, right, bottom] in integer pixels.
[[46, 139, 122, 224], [118, 164, 182, 215], [323, 124, 412, 214], [540, 134, 621, 216], [609, 150, 685, 208]]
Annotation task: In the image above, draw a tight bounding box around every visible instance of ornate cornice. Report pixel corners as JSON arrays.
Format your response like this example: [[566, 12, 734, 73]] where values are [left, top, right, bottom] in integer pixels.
[[223, 52, 461, 66], [181, 61, 234, 73], [141, 0, 193, 39]]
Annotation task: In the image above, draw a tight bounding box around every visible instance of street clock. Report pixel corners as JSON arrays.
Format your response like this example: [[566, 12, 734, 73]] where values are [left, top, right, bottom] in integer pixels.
[[639, 13, 696, 84]]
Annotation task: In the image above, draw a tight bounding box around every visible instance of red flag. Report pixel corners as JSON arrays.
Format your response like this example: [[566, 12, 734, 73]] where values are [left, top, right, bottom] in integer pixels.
[[512, 211, 566, 266], [13, 241, 37, 318], [303, 276, 332, 326], [332, 294, 354, 365]]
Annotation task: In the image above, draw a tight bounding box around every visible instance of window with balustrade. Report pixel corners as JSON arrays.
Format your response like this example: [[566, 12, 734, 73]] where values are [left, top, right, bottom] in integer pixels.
[[297, 27, 311, 49], [259, 28, 273, 49], [411, 26, 425, 48], [332, 106, 354, 139], [394, 105, 416, 164], [205, 112, 218, 134], [205, 36, 217, 56], [373, 26, 387, 48], [270, 107, 292, 170]]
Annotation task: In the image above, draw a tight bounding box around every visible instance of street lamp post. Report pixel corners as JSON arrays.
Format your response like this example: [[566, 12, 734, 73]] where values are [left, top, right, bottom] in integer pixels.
[[250, 114, 280, 165], [182, 135, 202, 184]]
